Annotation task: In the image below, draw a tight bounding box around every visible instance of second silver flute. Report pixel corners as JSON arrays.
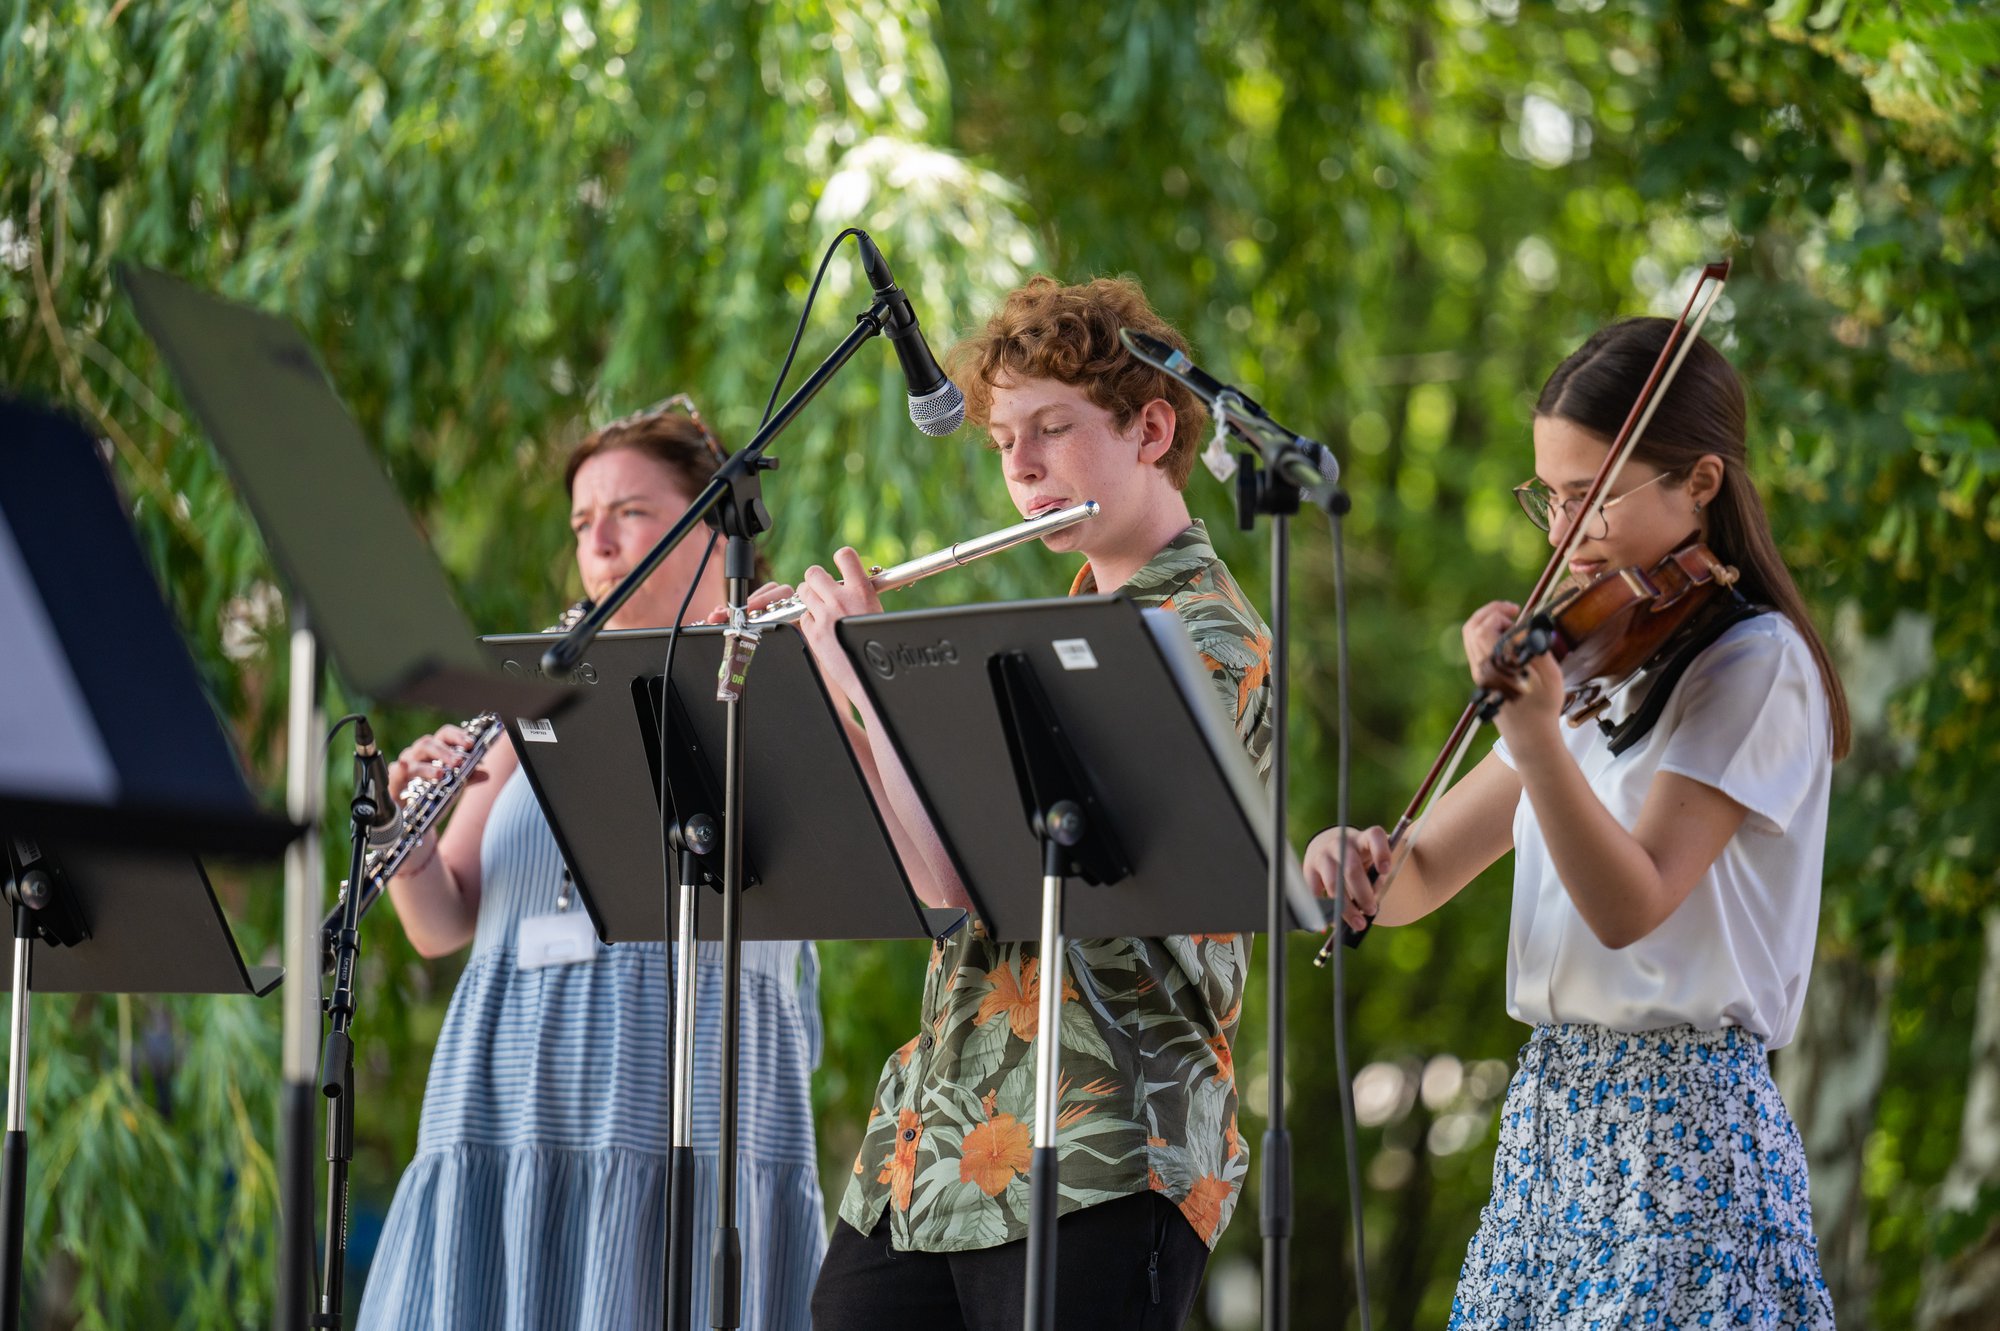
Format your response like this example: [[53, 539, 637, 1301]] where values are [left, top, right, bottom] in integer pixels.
[[744, 499, 1098, 626]]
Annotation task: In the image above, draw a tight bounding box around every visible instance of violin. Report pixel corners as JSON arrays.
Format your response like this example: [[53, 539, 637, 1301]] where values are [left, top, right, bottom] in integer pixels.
[[1485, 534, 1740, 726], [1313, 260, 1734, 964]]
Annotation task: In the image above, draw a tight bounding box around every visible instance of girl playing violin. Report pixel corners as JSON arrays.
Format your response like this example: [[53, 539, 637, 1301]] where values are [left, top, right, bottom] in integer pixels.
[[1306, 317, 1848, 1328]]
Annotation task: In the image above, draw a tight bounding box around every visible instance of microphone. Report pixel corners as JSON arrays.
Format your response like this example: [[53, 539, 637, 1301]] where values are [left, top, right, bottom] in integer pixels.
[[1118, 328, 1339, 494], [352, 718, 404, 851], [856, 232, 966, 438]]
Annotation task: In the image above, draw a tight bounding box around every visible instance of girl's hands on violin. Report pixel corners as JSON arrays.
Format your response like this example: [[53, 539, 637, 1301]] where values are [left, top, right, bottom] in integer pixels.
[[1464, 600, 1563, 754], [1303, 825, 1392, 935]]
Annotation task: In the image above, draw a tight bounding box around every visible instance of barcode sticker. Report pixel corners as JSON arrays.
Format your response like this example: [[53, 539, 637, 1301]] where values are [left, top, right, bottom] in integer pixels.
[[1052, 639, 1098, 671], [518, 719, 558, 744]]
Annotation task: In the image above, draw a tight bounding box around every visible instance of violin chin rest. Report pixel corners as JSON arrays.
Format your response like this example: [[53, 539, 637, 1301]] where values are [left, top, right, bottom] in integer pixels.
[[1564, 690, 1611, 727]]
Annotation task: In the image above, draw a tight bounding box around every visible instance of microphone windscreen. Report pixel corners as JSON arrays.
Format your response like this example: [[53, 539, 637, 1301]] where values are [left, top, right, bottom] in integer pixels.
[[909, 380, 967, 438]]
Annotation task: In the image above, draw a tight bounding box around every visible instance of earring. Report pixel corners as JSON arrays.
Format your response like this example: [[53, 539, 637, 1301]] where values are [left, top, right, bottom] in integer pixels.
[[1693, 499, 1703, 514]]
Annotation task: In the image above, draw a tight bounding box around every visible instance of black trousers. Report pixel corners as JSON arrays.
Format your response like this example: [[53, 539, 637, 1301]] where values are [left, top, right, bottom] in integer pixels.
[[810, 1191, 1209, 1331]]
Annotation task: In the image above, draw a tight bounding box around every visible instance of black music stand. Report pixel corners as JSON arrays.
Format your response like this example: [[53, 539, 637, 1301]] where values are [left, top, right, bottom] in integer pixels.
[[0, 400, 295, 1331], [480, 622, 953, 1331], [833, 596, 1323, 1331], [119, 266, 569, 1331], [480, 624, 951, 943]]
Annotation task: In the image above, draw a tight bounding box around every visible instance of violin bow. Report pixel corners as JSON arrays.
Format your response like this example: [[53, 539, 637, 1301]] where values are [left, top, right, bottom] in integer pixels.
[[1314, 259, 1731, 964]]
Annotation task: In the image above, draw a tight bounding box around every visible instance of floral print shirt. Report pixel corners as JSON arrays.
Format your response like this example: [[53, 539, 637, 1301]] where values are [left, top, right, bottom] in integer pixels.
[[837, 520, 1274, 1252]]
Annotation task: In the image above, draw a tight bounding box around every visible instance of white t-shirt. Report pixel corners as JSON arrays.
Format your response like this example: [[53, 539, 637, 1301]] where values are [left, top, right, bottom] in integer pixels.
[[1491, 613, 1831, 1049]]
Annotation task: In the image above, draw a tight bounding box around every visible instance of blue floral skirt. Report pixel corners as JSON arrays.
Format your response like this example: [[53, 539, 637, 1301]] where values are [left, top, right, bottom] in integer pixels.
[[1449, 1023, 1836, 1329]]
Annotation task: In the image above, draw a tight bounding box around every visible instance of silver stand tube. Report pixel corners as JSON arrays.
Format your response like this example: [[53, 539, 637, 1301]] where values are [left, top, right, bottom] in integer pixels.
[[5, 938, 25, 1135], [662, 834, 702, 1331], [1031, 874, 1066, 1156], [1023, 809, 1078, 1331], [0, 921, 28, 1331], [278, 611, 324, 1331]]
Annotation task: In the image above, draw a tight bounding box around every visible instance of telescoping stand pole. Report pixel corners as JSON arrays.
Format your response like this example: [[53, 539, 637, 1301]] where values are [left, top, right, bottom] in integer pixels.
[[280, 610, 325, 1331], [0, 880, 37, 1331], [663, 815, 715, 1331], [988, 651, 1130, 1331], [1023, 806, 1079, 1331]]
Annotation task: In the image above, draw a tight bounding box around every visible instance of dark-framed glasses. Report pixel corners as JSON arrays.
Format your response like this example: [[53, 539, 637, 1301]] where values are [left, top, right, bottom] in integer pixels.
[[1512, 467, 1683, 541], [602, 392, 728, 467]]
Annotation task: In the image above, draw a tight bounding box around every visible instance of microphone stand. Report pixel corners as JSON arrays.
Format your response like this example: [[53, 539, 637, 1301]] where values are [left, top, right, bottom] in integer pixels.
[[1219, 395, 1346, 1331], [1117, 331, 1350, 1330], [542, 294, 897, 1331], [314, 779, 376, 1329]]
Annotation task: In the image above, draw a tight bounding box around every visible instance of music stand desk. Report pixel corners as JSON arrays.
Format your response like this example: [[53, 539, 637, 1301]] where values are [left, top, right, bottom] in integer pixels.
[[835, 596, 1322, 942], [480, 625, 949, 943]]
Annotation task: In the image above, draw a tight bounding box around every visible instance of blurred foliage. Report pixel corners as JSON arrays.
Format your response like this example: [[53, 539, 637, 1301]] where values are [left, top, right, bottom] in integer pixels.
[[3, 0, 1995, 1326]]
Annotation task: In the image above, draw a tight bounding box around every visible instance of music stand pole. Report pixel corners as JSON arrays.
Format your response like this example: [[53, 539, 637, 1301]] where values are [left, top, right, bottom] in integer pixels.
[[1, 895, 34, 1331], [1024, 818, 1074, 1331], [280, 611, 325, 1331], [663, 816, 715, 1331]]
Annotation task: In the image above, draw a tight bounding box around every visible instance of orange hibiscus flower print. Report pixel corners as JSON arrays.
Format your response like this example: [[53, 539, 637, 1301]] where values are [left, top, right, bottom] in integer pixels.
[[972, 956, 1077, 1043], [959, 1113, 1032, 1197], [1180, 1173, 1232, 1244], [1207, 1033, 1235, 1085], [877, 1108, 922, 1211], [1232, 629, 1272, 718]]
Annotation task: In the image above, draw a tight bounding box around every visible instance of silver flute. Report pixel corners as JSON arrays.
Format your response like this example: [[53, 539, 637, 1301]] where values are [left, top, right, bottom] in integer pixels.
[[744, 499, 1098, 627]]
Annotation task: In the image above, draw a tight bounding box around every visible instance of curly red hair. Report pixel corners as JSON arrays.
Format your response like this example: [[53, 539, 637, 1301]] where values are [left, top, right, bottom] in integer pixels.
[[947, 275, 1207, 490]]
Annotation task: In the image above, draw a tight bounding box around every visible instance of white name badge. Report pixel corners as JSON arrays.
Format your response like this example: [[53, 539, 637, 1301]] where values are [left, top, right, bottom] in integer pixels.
[[516, 910, 597, 970]]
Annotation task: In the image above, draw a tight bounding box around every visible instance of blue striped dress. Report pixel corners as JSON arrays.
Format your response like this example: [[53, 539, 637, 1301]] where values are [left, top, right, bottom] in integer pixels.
[[357, 768, 826, 1331]]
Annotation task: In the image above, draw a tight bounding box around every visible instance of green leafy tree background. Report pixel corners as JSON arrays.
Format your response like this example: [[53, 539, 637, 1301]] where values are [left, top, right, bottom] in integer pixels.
[[4, 1, 1996, 1326]]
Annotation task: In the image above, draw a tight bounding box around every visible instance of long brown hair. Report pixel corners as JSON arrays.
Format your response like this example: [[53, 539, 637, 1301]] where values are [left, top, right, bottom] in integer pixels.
[[1538, 318, 1851, 759]]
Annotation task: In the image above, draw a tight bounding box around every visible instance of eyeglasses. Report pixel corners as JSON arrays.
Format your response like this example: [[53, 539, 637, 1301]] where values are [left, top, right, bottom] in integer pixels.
[[601, 392, 728, 468], [1512, 467, 1683, 540]]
